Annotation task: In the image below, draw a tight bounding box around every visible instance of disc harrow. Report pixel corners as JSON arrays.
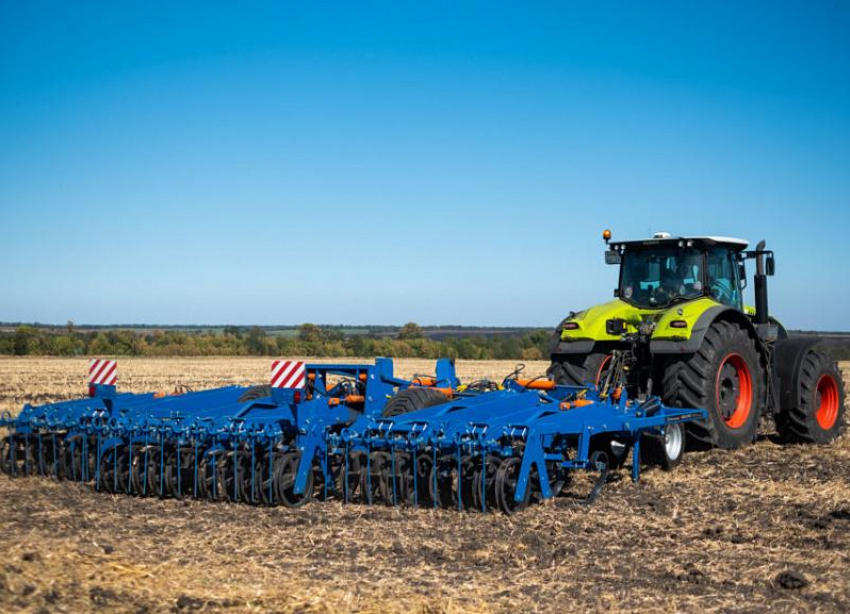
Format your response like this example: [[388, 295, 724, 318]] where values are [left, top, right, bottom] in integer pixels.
[[0, 356, 706, 514]]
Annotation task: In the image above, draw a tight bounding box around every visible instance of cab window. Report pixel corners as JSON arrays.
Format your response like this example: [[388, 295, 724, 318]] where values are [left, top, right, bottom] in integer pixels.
[[706, 248, 741, 308]]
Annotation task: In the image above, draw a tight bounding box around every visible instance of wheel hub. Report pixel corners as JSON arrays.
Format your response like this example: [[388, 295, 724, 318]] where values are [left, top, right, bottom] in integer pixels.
[[718, 363, 741, 420], [715, 353, 753, 429]]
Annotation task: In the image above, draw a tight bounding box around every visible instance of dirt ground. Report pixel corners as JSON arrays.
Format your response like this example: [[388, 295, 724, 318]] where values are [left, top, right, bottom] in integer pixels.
[[0, 357, 848, 614]]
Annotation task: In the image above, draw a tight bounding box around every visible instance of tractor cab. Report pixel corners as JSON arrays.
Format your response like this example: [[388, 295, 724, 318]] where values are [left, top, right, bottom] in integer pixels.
[[605, 233, 749, 311]]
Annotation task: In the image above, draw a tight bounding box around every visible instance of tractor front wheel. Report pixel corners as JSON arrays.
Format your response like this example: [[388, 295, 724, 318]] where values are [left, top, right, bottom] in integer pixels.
[[662, 320, 762, 449], [548, 353, 612, 387]]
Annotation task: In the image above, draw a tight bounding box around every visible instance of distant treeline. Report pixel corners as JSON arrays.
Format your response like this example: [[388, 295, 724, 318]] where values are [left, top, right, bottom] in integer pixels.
[[0, 323, 552, 361], [2, 322, 849, 362]]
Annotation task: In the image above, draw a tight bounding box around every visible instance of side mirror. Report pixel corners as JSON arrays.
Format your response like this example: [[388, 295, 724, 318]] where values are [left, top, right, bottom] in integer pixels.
[[605, 250, 621, 265], [766, 255, 775, 276]]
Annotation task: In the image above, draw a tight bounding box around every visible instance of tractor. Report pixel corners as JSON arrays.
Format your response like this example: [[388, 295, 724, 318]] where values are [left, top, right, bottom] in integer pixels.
[[548, 230, 845, 450]]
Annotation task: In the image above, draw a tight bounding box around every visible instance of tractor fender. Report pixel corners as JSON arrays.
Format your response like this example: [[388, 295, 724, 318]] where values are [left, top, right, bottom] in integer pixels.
[[550, 338, 597, 355], [650, 306, 756, 354], [549, 315, 599, 355], [771, 336, 821, 414]]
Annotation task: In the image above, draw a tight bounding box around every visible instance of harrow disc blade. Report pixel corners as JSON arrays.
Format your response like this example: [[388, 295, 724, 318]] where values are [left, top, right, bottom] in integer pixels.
[[197, 452, 228, 502], [163, 446, 194, 500], [494, 456, 531, 515], [471, 455, 502, 513], [97, 445, 130, 494], [359, 451, 389, 506], [275, 451, 314, 508]]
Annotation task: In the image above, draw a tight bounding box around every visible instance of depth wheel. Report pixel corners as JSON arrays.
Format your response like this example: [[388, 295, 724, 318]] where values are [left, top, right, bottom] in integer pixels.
[[641, 422, 685, 471]]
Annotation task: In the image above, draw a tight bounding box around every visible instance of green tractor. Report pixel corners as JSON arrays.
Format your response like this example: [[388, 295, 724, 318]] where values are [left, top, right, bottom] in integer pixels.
[[548, 230, 845, 450]]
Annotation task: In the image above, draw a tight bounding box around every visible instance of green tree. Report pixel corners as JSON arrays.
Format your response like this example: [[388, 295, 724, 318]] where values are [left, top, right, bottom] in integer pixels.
[[298, 323, 324, 344], [14, 326, 41, 355], [223, 325, 242, 338], [245, 327, 267, 355], [398, 322, 423, 340]]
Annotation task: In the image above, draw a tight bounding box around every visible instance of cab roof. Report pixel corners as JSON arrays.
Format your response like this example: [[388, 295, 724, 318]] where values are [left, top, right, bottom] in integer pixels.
[[610, 235, 749, 251]]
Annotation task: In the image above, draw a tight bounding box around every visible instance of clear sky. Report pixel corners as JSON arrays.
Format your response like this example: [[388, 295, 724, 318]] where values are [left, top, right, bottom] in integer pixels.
[[1, 2, 849, 330]]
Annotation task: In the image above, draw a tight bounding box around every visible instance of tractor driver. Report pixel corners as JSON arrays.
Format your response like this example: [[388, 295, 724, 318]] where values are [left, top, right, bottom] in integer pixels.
[[656, 254, 702, 302]]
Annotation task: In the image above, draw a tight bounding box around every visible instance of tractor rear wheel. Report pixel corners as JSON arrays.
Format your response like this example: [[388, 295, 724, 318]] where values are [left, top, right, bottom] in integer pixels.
[[382, 387, 448, 418], [548, 353, 612, 387], [776, 350, 845, 443], [662, 320, 762, 449]]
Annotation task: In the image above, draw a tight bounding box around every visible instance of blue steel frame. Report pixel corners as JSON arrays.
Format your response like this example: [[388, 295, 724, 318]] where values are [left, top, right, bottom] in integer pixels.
[[0, 358, 706, 512]]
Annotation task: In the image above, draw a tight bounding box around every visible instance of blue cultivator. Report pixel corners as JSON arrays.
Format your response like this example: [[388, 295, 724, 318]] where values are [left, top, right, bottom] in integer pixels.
[[0, 355, 706, 513]]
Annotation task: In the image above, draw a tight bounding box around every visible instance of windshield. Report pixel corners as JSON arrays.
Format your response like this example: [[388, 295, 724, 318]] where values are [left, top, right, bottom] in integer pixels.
[[619, 247, 704, 308]]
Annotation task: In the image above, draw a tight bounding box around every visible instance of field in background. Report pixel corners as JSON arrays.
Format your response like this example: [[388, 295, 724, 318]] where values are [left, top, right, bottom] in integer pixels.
[[0, 357, 848, 614], [0, 357, 549, 413]]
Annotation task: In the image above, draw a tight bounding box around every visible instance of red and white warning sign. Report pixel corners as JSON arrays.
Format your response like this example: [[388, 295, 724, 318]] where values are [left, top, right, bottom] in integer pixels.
[[271, 360, 306, 389], [89, 359, 118, 386]]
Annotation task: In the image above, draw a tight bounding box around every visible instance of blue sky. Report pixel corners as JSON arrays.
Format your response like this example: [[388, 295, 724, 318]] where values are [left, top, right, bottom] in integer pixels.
[[1, 2, 849, 329]]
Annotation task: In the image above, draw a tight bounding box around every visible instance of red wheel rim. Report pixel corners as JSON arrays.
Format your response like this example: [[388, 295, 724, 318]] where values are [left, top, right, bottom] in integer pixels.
[[715, 353, 753, 429], [815, 374, 840, 430]]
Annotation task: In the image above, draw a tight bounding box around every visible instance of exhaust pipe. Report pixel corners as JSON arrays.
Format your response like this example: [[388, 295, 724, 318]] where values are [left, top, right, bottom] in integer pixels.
[[753, 240, 769, 325]]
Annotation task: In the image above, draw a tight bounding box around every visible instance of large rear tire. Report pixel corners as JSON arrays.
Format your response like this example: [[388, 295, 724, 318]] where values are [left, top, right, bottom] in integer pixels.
[[776, 350, 845, 443], [662, 320, 762, 449], [382, 387, 448, 418], [547, 353, 612, 387]]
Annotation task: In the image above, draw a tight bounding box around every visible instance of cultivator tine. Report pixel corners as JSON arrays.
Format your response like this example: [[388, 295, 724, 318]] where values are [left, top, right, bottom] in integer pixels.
[[127, 437, 134, 494], [249, 439, 255, 504], [193, 436, 199, 499], [95, 432, 101, 490], [366, 445, 372, 505], [52, 433, 58, 479], [343, 442, 349, 504], [267, 438, 273, 505], [10, 434, 17, 477], [176, 441, 182, 498], [480, 447, 486, 513], [584, 452, 609, 505], [80, 434, 86, 482], [232, 438, 238, 502], [142, 432, 149, 496], [323, 443, 329, 502], [410, 448, 419, 509], [631, 436, 641, 483], [37, 433, 44, 476], [159, 430, 165, 497], [432, 446, 437, 510], [390, 447, 397, 506]]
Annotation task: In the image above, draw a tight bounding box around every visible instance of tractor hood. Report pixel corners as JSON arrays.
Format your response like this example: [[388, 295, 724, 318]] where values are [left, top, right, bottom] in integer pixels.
[[555, 297, 723, 351]]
